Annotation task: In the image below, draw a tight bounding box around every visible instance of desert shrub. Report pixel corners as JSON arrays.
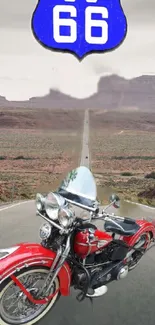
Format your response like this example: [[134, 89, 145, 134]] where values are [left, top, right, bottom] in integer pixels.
[[145, 172, 155, 179], [13, 156, 34, 160], [20, 192, 30, 199], [121, 172, 133, 176], [13, 155, 25, 160], [112, 156, 155, 160], [0, 156, 7, 160], [138, 187, 155, 199]]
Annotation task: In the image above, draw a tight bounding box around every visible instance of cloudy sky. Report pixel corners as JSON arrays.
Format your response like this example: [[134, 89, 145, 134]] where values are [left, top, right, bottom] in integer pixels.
[[0, 0, 155, 100]]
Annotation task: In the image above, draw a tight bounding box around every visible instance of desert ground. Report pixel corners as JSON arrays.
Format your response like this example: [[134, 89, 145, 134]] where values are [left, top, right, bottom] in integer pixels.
[[90, 110, 155, 207], [0, 108, 83, 203], [0, 107, 155, 206]]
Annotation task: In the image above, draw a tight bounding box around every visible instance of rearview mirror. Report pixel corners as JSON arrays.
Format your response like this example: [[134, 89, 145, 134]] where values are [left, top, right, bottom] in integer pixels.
[[109, 194, 120, 209]]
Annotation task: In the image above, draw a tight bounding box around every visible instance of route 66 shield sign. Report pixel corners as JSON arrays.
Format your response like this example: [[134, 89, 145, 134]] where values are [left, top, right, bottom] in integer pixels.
[[32, 0, 127, 60]]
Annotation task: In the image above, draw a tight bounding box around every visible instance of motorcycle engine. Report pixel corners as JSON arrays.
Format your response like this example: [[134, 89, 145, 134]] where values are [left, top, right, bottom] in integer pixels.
[[95, 240, 129, 263], [73, 240, 129, 291]]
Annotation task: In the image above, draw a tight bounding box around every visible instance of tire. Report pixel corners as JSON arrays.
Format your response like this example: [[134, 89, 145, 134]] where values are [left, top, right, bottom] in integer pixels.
[[128, 232, 151, 271], [0, 266, 60, 325]]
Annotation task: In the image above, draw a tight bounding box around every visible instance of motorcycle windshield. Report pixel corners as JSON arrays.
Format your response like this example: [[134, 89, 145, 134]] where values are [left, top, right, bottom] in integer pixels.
[[58, 166, 97, 210]]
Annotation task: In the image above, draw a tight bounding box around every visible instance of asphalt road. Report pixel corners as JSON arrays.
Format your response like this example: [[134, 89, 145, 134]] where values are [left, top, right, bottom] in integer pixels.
[[80, 109, 90, 168], [1, 110, 155, 325]]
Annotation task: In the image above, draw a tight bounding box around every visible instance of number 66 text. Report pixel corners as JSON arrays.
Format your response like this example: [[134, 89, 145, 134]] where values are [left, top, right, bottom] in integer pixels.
[[53, 5, 108, 45]]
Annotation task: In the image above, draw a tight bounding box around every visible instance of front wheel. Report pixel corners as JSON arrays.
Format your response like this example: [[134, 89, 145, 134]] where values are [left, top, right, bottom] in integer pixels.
[[0, 267, 60, 325]]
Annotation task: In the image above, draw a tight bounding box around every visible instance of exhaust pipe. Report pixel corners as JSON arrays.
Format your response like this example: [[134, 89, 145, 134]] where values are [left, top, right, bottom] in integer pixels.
[[117, 265, 128, 280], [134, 237, 146, 249], [126, 237, 146, 259]]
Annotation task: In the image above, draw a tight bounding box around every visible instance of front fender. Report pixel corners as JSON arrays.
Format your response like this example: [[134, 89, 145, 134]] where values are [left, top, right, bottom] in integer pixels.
[[0, 243, 71, 296], [122, 219, 155, 246]]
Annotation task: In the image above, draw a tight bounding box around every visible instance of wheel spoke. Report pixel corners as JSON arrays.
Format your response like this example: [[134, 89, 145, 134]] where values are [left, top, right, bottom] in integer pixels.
[[0, 269, 59, 324]]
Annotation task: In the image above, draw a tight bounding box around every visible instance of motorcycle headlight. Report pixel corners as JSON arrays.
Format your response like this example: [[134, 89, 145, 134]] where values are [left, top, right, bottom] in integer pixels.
[[45, 207, 59, 220], [39, 223, 52, 240], [58, 208, 74, 228], [36, 193, 45, 212], [44, 192, 60, 220]]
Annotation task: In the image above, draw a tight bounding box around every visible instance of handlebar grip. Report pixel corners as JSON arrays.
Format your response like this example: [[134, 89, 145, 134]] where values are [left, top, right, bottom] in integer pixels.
[[124, 218, 136, 224]]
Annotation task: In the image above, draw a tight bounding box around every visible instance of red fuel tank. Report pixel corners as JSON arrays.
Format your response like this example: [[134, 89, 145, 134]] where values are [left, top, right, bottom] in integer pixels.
[[73, 225, 112, 259]]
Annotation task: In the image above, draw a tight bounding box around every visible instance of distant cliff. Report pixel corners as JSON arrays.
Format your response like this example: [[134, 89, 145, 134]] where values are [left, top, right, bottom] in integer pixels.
[[0, 74, 155, 110]]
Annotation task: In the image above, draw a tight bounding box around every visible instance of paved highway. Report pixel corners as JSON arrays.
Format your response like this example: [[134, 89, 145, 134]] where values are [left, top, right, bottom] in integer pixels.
[[1, 110, 155, 325], [80, 109, 90, 168]]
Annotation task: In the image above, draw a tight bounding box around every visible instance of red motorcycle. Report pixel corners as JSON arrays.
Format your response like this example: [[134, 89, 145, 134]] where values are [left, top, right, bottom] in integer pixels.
[[0, 166, 155, 325]]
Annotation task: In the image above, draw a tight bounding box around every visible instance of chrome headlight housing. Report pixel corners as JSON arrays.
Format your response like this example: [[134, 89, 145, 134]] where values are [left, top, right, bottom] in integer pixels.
[[58, 208, 74, 228], [45, 207, 59, 220], [44, 192, 63, 220], [36, 193, 45, 212], [39, 223, 52, 240]]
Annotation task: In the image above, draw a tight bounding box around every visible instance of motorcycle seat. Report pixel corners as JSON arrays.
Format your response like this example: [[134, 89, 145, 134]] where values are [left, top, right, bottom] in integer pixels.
[[104, 219, 140, 236]]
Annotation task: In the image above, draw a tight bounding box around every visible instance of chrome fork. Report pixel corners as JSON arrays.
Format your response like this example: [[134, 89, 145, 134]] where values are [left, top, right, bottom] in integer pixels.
[[39, 234, 71, 295], [39, 247, 62, 295]]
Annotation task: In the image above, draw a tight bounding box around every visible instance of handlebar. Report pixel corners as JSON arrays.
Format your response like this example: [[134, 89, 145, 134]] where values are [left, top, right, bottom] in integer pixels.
[[92, 212, 136, 224]]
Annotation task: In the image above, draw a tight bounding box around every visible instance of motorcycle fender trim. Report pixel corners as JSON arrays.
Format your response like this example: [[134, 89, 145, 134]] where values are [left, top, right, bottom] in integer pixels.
[[122, 220, 155, 246], [11, 274, 59, 305], [0, 243, 71, 296]]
